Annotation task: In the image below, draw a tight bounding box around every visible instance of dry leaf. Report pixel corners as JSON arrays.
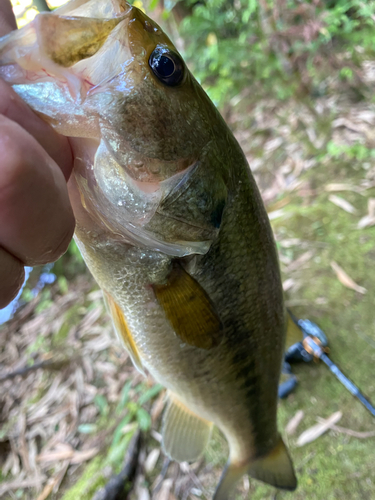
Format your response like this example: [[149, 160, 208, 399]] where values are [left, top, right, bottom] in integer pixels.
[[151, 430, 162, 443], [36, 474, 63, 500], [37, 444, 98, 465], [367, 198, 375, 217], [70, 447, 99, 464], [357, 215, 375, 229], [287, 251, 314, 273], [268, 208, 287, 221], [286, 410, 305, 436], [328, 195, 357, 214], [283, 278, 295, 292], [296, 411, 342, 447], [330, 261, 367, 294], [243, 476, 250, 493], [37, 444, 74, 463], [0, 476, 47, 496], [151, 390, 166, 423], [357, 198, 375, 228], [137, 486, 151, 500], [325, 183, 360, 193], [154, 479, 173, 500], [145, 449, 160, 473]]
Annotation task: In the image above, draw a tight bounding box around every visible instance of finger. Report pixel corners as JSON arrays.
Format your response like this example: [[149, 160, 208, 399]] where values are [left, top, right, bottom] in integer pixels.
[[0, 80, 74, 181], [0, 2, 73, 181], [0, 246, 24, 309], [0, 0, 17, 37], [0, 115, 75, 266]]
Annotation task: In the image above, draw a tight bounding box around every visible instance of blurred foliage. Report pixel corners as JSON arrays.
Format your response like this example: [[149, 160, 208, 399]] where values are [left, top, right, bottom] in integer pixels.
[[148, 0, 375, 106], [53, 240, 86, 280], [16, 0, 375, 105]]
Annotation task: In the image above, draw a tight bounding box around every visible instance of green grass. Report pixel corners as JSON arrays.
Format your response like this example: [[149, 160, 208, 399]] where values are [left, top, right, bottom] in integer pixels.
[[242, 158, 375, 500]]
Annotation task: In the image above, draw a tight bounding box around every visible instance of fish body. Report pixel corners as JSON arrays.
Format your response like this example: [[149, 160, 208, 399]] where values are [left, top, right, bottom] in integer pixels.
[[0, 1, 297, 497]]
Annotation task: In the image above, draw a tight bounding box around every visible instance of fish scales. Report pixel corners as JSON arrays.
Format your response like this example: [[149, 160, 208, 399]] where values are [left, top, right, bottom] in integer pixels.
[[0, 0, 297, 497]]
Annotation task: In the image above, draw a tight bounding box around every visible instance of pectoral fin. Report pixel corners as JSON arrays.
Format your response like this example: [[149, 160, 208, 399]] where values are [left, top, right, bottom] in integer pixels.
[[153, 265, 222, 350], [162, 392, 213, 462], [103, 292, 144, 375], [214, 437, 297, 500]]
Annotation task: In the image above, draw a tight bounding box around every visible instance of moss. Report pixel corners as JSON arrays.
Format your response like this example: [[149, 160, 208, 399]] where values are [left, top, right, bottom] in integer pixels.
[[59, 457, 108, 500]]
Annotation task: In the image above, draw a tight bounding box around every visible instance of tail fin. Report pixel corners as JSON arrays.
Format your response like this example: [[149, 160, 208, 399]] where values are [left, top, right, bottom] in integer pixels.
[[249, 437, 297, 490], [214, 437, 297, 500]]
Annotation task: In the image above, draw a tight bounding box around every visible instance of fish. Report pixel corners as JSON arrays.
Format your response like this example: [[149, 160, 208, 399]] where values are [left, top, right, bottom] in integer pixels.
[[0, 1, 298, 497]]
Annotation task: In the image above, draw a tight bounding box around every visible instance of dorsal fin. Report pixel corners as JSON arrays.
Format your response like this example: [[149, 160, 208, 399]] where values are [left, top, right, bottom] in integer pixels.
[[162, 392, 213, 462], [103, 292, 145, 375], [153, 264, 223, 350]]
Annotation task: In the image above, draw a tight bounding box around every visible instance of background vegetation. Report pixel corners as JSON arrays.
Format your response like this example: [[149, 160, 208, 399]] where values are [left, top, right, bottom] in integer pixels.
[[1, 0, 375, 499]]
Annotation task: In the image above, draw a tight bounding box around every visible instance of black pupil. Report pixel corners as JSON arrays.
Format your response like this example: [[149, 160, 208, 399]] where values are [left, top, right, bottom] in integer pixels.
[[155, 55, 175, 78]]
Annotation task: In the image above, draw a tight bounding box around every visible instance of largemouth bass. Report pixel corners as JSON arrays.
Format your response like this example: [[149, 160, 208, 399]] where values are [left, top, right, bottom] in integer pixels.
[[0, 1, 298, 497]]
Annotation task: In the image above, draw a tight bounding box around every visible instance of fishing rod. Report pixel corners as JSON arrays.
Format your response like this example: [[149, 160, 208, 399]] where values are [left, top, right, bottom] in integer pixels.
[[279, 314, 375, 418]]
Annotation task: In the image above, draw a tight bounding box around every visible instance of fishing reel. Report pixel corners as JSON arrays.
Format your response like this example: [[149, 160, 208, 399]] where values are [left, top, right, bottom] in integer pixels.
[[278, 317, 375, 418], [279, 319, 329, 399]]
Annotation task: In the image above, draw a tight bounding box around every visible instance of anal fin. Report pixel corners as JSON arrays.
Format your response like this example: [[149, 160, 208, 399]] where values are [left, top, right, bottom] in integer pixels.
[[103, 291, 144, 375], [162, 392, 213, 463]]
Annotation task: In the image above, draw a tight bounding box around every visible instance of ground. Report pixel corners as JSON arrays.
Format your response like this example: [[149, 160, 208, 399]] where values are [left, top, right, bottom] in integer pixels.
[[1, 44, 375, 500]]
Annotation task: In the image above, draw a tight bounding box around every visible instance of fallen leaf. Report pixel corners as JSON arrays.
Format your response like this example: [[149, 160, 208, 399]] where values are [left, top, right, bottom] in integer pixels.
[[70, 447, 99, 464], [357, 198, 375, 228], [296, 411, 342, 447], [145, 448, 160, 473], [0, 477, 47, 496], [37, 444, 98, 465], [268, 208, 287, 221], [367, 198, 375, 218], [137, 486, 151, 500], [357, 215, 375, 229], [325, 183, 360, 193], [287, 251, 314, 273], [266, 196, 292, 213], [37, 443, 74, 463], [316, 419, 375, 439], [151, 430, 162, 443], [328, 194, 357, 214], [154, 478, 173, 500], [283, 278, 295, 292], [330, 261, 367, 294], [286, 410, 305, 436]]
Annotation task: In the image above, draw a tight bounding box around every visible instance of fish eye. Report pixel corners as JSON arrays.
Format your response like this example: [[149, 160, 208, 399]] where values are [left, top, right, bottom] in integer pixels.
[[149, 48, 184, 87]]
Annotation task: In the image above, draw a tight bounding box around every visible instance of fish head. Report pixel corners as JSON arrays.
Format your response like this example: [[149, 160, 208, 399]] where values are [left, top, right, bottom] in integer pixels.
[[99, 4, 209, 183], [0, 0, 231, 255], [90, 2, 213, 183]]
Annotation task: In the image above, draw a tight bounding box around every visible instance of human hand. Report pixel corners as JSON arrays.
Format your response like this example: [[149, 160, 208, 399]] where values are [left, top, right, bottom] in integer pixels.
[[0, 1, 75, 308]]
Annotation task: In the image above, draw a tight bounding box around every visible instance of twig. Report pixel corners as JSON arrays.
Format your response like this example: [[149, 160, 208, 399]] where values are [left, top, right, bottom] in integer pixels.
[[316, 418, 375, 439], [92, 431, 141, 500], [36, 461, 69, 500], [0, 477, 47, 496], [0, 357, 78, 382], [152, 457, 171, 496]]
